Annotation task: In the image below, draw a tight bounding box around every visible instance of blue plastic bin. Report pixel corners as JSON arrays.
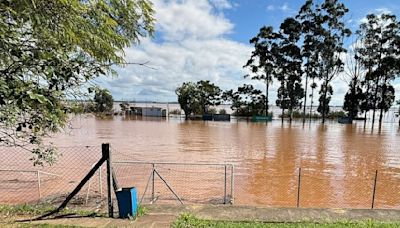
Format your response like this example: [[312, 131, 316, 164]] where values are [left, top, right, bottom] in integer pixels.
[[116, 187, 138, 218]]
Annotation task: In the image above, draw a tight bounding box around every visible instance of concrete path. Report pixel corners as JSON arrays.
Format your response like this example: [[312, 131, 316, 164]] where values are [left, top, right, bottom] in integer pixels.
[[23, 204, 400, 227]]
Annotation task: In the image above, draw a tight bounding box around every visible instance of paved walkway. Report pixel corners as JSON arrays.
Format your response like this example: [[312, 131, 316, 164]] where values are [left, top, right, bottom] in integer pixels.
[[23, 205, 400, 227]]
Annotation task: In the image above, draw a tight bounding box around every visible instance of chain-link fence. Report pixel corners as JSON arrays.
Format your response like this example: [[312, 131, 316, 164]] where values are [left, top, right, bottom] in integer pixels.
[[112, 161, 233, 205], [234, 167, 400, 209], [1, 144, 400, 211], [0, 146, 108, 213]]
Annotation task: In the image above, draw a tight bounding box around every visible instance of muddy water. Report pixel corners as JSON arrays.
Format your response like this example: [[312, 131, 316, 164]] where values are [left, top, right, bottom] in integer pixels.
[[45, 115, 400, 208], [2, 114, 400, 208]]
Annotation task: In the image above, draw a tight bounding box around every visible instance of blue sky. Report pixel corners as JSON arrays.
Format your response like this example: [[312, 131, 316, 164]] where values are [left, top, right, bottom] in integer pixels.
[[98, 0, 400, 106]]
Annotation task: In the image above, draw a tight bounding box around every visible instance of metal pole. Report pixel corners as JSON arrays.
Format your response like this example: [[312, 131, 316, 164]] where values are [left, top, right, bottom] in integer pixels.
[[103, 143, 114, 218], [99, 167, 103, 198], [37, 171, 41, 199], [371, 170, 378, 209], [154, 169, 183, 205], [230, 165, 234, 204], [224, 165, 227, 204], [297, 168, 301, 208], [152, 163, 155, 202], [85, 179, 92, 205]]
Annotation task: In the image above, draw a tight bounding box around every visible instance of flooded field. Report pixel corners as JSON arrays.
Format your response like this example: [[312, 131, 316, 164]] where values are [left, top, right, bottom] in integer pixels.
[[1, 114, 400, 208]]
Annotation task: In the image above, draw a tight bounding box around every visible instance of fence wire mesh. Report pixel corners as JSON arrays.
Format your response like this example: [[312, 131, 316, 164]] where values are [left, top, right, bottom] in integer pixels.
[[0, 146, 108, 213], [112, 161, 233, 205], [1, 145, 400, 211]]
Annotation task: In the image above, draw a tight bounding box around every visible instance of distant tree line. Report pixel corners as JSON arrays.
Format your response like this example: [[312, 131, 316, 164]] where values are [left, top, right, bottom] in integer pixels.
[[178, 0, 400, 126]]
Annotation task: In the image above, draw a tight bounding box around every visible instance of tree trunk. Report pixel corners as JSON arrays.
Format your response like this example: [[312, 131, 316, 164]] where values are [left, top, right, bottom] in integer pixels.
[[184, 110, 189, 120], [364, 111, 367, 126], [281, 108, 284, 123], [398, 106, 400, 127], [289, 108, 293, 123], [266, 77, 269, 116], [302, 68, 309, 124], [378, 79, 388, 126], [350, 78, 357, 119], [321, 81, 328, 124], [309, 80, 315, 122], [372, 80, 379, 126], [379, 108, 384, 126]]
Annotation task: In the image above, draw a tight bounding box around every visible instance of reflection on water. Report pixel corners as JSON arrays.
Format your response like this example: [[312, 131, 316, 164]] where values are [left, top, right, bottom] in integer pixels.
[[51, 115, 400, 207]]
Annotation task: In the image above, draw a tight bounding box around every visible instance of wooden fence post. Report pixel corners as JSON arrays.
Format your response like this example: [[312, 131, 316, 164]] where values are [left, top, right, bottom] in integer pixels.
[[103, 143, 114, 218]]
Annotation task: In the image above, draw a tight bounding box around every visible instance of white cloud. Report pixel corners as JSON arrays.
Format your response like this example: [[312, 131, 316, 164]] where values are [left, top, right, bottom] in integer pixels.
[[100, 0, 252, 102], [266, 5, 275, 11], [266, 2, 294, 14], [280, 3, 291, 12], [209, 0, 233, 10], [154, 0, 234, 41]]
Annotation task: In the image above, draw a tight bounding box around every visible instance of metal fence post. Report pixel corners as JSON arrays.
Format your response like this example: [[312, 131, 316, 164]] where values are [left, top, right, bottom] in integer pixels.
[[231, 165, 234, 204], [103, 143, 113, 218], [152, 163, 155, 202], [297, 167, 301, 208], [37, 171, 41, 199], [99, 167, 103, 198], [371, 170, 378, 209], [224, 165, 227, 204]]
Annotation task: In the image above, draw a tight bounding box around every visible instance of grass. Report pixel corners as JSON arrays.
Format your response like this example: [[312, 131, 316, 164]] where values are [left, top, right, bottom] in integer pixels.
[[0, 204, 56, 216], [0, 203, 104, 221], [16, 224, 84, 228], [137, 205, 148, 217], [172, 213, 400, 228]]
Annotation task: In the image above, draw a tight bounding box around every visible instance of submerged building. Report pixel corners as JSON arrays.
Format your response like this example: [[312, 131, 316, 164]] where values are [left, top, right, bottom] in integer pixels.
[[130, 106, 166, 117]]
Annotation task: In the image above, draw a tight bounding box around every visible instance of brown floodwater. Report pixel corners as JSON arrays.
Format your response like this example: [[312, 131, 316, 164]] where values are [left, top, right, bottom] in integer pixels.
[[1, 114, 400, 208]]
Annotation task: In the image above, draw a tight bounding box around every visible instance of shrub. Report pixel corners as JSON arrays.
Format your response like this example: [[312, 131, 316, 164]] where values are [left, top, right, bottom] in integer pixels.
[[219, 109, 227, 114]]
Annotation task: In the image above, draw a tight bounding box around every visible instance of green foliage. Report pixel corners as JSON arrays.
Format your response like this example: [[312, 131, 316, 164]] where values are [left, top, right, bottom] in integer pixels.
[[176, 81, 222, 119], [274, 18, 304, 121], [343, 86, 365, 118], [0, 0, 154, 164], [357, 13, 400, 125], [173, 213, 400, 228], [196, 80, 222, 114], [169, 109, 182, 115], [176, 82, 200, 120], [94, 88, 114, 114], [0, 203, 101, 218], [296, 0, 351, 122], [119, 101, 130, 112], [219, 109, 227, 115], [244, 26, 276, 114], [137, 205, 148, 217], [328, 111, 346, 119], [207, 108, 218, 115], [223, 84, 266, 117]]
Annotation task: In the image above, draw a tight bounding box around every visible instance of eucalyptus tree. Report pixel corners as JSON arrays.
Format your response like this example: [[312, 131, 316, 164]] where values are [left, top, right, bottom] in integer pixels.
[[244, 26, 277, 116], [296, 0, 320, 123], [295, 0, 351, 123], [356, 14, 400, 126], [397, 100, 400, 127], [342, 41, 366, 119], [316, 0, 351, 123], [0, 0, 154, 164], [274, 18, 304, 123]]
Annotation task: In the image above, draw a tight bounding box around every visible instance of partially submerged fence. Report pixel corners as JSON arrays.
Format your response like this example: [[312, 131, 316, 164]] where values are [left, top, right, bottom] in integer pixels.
[[1, 144, 400, 212], [112, 161, 234, 205]]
